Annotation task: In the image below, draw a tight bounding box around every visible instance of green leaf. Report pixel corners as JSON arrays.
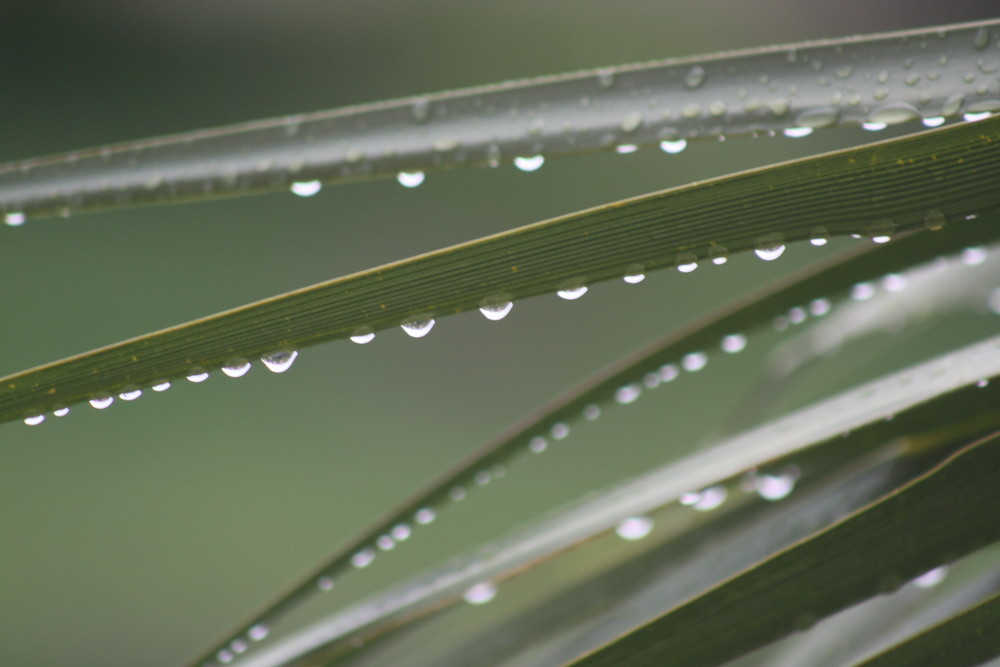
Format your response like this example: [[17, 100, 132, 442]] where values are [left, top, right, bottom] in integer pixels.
[[4, 116, 1000, 425], [1, 20, 998, 221]]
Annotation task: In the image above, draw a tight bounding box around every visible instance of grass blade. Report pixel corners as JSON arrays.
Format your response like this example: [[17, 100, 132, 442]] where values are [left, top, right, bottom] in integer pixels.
[[2, 20, 998, 221]]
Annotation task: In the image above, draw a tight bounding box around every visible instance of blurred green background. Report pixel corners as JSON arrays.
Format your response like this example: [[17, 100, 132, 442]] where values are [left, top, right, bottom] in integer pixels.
[[1, 2, 995, 665]]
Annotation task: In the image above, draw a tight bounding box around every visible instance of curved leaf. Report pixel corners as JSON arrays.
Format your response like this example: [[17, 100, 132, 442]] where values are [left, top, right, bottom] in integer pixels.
[[1, 20, 999, 221], [4, 116, 1000, 426]]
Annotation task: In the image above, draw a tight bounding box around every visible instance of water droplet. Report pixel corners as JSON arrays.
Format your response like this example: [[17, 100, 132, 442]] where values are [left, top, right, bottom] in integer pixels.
[[942, 94, 965, 118], [962, 246, 988, 266], [977, 378, 990, 388], [964, 110, 993, 122], [684, 65, 706, 89], [4, 212, 26, 226], [260, 350, 298, 373], [527, 435, 548, 453], [186, 369, 209, 383], [396, 171, 425, 188], [596, 68, 616, 89], [623, 265, 646, 284], [151, 381, 171, 392], [708, 246, 729, 265], [350, 327, 375, 344], [643, 372, 661, 389], [788, 306, 807, 325], [415, 507, 436, 524], [317, 576, 334, 591], [620, 112, 644, 133], [615, 144, 639, 154], [680, 485, 728, 511], [450, 486, 467, 501], [616, 516, 654, 541], [809, 227, 830, 246], [615, 384, 642, 405], [24, 413, 44, 426], [514, 155, 545, 172], [755, 235, 786, 261], [218, 649, 235, 664], [796, 107, 840, 128], [400, 318, 435, 338], [659, 363, 680, 382], [53, 406, 70, 417], [783, 127, 813, 138], [89, 394, 114, 410], [557, 285, 588, 300], [391, 524, 412, 541], [410, 97, 431, 123], [754, 470, 798, 500], [861, 121, 888, 131], [463, 581, 497, 605], [550, 422, 570, 440], [479, 297, 513, 321], [721, 334, 747, 354], [231, 639, 249, 655], [247, 624, 269, 641], [676, 255, 698, 273], [376, 535, 396, 550], [835, 66, 853, 79], [920, 209, 946, 232], [659, 138, 687, 154], [682, 351, 708, 372], [219, 358, 251, 378], [768, 98, 790, 117], [351, 548, 376, 568], [810, 298, 832, 316], [868, 102, 920, 126], [912, 566, 948, 588], [582, 404, 601, 421], [882, 273, 908, 292], [474, 470, 492, 486], [291, 180, 322, 197], [851, 282, 876, 301], [973, 27, 992, 50], [119, 386, 142, 401]]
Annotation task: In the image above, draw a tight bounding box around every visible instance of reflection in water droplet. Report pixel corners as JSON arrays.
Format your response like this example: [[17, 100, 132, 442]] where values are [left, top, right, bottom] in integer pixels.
[[4, 212, 26, 226], [350, 327, 375, 344], [119, 387, 142, 401], [24, 414, 45, 426], [479, 297, 513, 321], [557, 285, 588, 300], [151, 381, 172, 392], [486, 144, 502, 168], [186, 369, 209, 383], [883, 273, 907, 292], [923, 209, 947, 231], [681, 485, 728, 511], [682, 351, 708, 372], [218, 649, 235, 664], [514, 155, 545, 172], [684, 65, 706, 89], [660, 363, 680, 382], [376, 535, 396, 550], [401, 319, 435, 338], [659, 139, 687, 154], [810, 298, 832, 316], [912, 566, 948, 589], [474, 470, 492, 486], [583, 404, 601, 420], [260, 350, 299, 373], [721, 334, 747, 354], [623, 267, 646, 284], [221, 358, 251, 378], [868, 102, 920, 126], [317, 576, 334, 591], [755, 235, 786, 261], [788, 306, 807, 324], [861, 121, 888, 131], [615, 384, 642, 405], [962, 246, 988, 266], [351, 548, 376, 568], [851, 282, 876, 301], [615, 144, 639, 154], [643, 372, 661, 389], [922, 116, 946, 127], [529, 436, 548, 453], [397, 171, 425, 188], [291, 181, 322, 197], [677, 260, 698, 273], [782, 127, 813, 138], [415, 507, 436, 524], [809, 227, 830, 247], [450, 486, 467, 501], [53, 407, 70, 417], [463, 581, 498, 605], [755, 472, 798, 500], [616, 516, 654, 541], [89, 394, 114, 410], [964, 111, 993, 122], [392, 524, 412, 541], [551, 422, 570, 440], [247, 624, 269, 641], [231, 639, 248, 655]]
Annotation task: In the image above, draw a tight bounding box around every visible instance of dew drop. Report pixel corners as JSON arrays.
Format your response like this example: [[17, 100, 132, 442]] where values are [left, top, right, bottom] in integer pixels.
[[755, 471, 798, 501], [676, 258, 698, 273], [616, 516, 654, 541], [680, 485, 728, 511], [400, 318, 435, 338], [351, 548, 376, 569], [596, 68, 616, 89], [867, 102, 920, 126], [550, 422, 570, 440], [922, 115, 946, 127], [557, 285, 588, 300], [659, 363, 680, 382], [882, 273, 908, 292], [684, 65, 706, 89], [4, 212, 26, 226], [810, 298, 832, 316], [186, 369, 209, 383], [24, 414, 45, 426], [218, 358, 250, 378], [415, 507, 436, 525], [795, 107, 840, 128], [151, 380, 172, 392], [396, 171, 425, 188], [582, 404, 601, 420], [231, 639, 248, 655], [391, 524, 412, 541], [708, 246, 729, 265], [643, 372, 661, 389], [615, 384, 642, 405], [89, 394, 114, 410], [479, 297, 513, 321], [514, 155, 545, 172], [912, 566, 948, 589], [851, 282, 876, 301], [218, 649, 235, 664], [755, 235, 786, 261], [942, 94, 965, 118], [721, 334, 747, 354], [260, 350, 298, 373], [623, 266, 646, 284], [962, 246, 988, 266], [290, 180, 322, 197], [620, 112, 644, 133], [809, 227, 830, 246], [119, 386, 142, 401], [682, 351, 708, 372], [615, 144, 639, 154], [861, 121, 888, 131], [376, 535, 396, 550], [528, 436, 548, 453], [247, 624, 269, 641], [350, 327, 375, 344], [432, 137, 460, 152], [474, 470, 492, 486], [963, 110, 993, 122], [53, 406, 70, 417], [410, 97, 431, 123], [659, 138, 687, 154], [782, 126, 813, 138], [463, 581, 498, 605], [973, 26, 992, 50], [923, 209, 947, 231], [317, 576, 334, 591]]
